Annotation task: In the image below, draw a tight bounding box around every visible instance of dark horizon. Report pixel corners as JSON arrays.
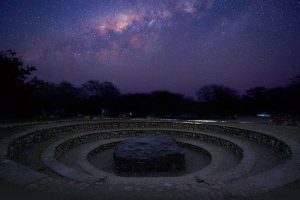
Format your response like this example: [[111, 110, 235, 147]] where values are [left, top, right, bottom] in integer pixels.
[[1, 0, 300, 97], [25, 66, 300, 99]]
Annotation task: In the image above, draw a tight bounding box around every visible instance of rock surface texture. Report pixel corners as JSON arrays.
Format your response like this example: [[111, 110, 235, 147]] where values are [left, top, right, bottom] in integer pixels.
[[113, 135, 185, 172]]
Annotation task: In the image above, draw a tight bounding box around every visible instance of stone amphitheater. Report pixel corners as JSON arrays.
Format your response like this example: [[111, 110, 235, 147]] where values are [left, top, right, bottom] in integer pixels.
[[1, 119, 300, 200]]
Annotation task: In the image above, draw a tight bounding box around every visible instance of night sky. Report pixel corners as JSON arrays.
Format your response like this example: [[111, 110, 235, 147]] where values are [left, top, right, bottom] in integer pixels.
[[1, 0, 300, 96]]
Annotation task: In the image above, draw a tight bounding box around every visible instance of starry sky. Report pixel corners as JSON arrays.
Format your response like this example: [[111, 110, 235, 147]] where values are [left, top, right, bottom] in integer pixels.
[[1, 0, 300, 96]]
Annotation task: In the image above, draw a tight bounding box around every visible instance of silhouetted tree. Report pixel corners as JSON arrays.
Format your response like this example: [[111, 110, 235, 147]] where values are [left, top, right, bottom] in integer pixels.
[[286, 74, 300, 113], [149, 91, 186, 117], [289, 75, 300, 86], [118, 93, 150, 117], [118, 91, 189, 118], [27, 79, 81, 116], [196, 85, 239, 117], [56, 82, 80, 115], [81, 80, 120, 115], [1, 48, 299, 120], [241, 87, 269, 114], [266, 87, 286, 113], [81, 80, 119, 97], [0, 50, 36, 117], [240, 75, 300, 115]]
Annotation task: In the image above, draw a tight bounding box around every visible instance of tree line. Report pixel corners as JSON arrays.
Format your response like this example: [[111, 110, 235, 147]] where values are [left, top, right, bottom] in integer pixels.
[[1, 50, 300, 119]]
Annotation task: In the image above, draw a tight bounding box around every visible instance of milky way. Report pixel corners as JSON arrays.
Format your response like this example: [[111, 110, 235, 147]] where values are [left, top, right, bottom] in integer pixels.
[[0, 0, 300, 96]]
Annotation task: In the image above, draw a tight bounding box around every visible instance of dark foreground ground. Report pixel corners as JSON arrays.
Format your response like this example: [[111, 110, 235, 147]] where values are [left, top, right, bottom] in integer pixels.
[[1, 178, 300, 200]]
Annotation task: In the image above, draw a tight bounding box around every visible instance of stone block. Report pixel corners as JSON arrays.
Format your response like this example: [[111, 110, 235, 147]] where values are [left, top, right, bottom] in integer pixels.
[[114, 135, 185, 172]]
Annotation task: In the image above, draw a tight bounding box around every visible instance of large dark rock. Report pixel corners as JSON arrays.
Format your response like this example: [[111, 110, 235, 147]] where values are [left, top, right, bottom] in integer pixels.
[[113, 135, 185, 172]]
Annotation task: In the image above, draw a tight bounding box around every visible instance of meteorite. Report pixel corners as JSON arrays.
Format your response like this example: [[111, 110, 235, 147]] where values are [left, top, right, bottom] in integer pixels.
[[113, 135, 185, 173]]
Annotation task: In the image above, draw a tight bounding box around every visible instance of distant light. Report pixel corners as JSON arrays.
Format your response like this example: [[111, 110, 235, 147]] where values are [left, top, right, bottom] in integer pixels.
[[185, 120, 218, 123], [257, 112, 271, 118]]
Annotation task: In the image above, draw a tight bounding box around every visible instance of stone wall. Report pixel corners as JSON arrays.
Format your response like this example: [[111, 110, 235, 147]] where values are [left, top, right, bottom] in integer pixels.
[[7, 120, 292, 158], [40, 129, 243, 160]]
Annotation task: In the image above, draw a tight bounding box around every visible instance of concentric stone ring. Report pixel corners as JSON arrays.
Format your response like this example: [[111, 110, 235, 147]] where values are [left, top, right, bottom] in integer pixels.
[[1, 119, 299, 199]]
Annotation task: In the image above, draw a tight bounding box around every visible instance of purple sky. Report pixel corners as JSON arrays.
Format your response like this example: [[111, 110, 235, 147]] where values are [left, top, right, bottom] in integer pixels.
[[1, 0, 300, 96]]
